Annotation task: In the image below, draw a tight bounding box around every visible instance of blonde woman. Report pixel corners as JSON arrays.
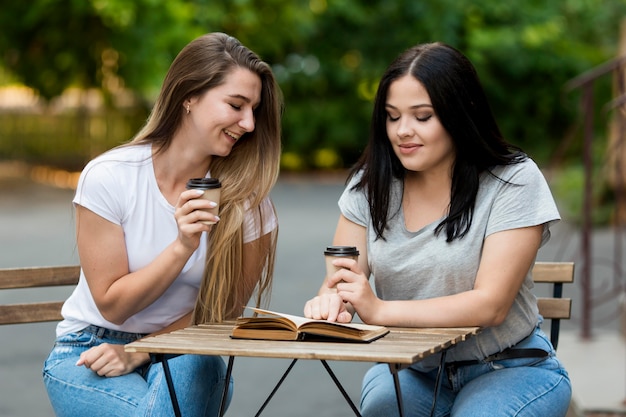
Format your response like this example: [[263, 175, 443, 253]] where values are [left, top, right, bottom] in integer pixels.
[[43, 33, 282, 417]]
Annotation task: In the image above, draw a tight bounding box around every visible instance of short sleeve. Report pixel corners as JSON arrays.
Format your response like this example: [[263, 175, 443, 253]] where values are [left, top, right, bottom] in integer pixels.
[[485, 159, 560, 244], [73, 159, 126, 225], [338, 172, 370, 227], [242, 196, 278, 243]]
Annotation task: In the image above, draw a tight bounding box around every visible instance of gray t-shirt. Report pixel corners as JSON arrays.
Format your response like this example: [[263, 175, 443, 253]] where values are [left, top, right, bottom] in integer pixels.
[[339, 158, 560, 367]]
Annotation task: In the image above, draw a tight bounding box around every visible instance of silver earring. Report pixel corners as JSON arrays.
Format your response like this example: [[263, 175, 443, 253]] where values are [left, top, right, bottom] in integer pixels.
[[186, 104, 190, 114]]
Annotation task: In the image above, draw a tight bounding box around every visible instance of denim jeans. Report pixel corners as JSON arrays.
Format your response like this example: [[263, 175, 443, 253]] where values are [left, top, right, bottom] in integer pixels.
[[43, 325, 233, 417], [360, 326, 571, 417]]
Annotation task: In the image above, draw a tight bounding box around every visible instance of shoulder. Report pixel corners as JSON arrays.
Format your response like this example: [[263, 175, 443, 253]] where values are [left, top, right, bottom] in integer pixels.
[[75, 144, 152, 204], [340, 169, 366, 203], [485, 157, 545, 185], [86, 144, 150, 168], [81, 145, 151, 179], [345, 169, 364, 189]]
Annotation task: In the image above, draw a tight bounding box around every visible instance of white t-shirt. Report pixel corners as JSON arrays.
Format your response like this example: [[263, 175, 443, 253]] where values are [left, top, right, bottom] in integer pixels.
[[339, 158, 560, 366], [56, 144, 277, 336]]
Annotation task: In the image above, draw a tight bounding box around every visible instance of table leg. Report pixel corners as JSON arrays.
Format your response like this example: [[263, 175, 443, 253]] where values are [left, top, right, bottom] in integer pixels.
[[254, 358, 298, 416], [320, 360, 362, 417], [153, 354, 182, 417], [430, 349, 447, 417], [218, 356, 235, 417], [388, 363, 405, 417], [254, 359, 362, 417]]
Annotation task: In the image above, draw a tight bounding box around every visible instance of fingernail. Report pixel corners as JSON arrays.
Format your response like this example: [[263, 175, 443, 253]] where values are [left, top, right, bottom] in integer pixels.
[[214, 216, 220, 222], [208, 201, 217, 208], [194, 190, 205, 196]]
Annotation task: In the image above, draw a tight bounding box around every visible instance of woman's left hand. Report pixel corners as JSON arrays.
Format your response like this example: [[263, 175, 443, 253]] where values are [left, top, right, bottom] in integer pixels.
[[76, 343, 150, 377], [328, 258, 382, 324]]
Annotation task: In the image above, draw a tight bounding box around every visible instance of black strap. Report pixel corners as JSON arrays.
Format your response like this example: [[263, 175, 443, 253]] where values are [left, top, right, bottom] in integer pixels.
[[484, 347, 548, 362], [446, 348, 549, 370]]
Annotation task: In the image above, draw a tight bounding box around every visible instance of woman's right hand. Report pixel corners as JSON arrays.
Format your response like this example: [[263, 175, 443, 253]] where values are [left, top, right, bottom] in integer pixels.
[[304, 292, 354, 323], [76, 189, 218, 324], [173, 189, 219, 252], [76, 343, 150, 378]]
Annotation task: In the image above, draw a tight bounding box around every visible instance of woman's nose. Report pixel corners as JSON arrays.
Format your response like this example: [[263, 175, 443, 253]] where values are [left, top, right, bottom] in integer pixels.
[[396, 117, 413, 137], [239, 109, 255, 132]]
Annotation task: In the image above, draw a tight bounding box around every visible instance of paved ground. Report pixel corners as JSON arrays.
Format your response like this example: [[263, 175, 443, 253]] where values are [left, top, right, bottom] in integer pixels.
[[0, 168, 624, 416]]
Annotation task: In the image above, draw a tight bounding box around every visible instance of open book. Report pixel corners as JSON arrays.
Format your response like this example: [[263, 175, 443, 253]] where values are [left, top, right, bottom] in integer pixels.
[[231, 307, 389, 343]]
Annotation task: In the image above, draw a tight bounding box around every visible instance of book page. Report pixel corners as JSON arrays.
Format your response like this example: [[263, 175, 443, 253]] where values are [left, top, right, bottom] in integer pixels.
[[236, 307, 389, 342], [246, 307, 386, 332], [245, 307, 322, 328]]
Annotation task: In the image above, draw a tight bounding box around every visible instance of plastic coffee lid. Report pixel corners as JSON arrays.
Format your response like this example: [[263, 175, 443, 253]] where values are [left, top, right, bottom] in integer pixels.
[[324, 246, 359, 256], [186, 178, 221, 189]]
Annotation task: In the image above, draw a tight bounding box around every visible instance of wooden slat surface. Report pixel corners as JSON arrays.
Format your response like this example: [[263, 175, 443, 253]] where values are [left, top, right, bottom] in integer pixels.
[[0, 265, 79, 325], [126, 323, 480, 365], [532, 262, 575, 284], [537, 297, 572, 320], [0, 302, 64, 324], [0, 265, 80, 289]]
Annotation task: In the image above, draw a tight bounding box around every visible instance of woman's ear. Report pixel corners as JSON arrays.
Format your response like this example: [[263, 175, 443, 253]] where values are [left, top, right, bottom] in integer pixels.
[[184, 96, 200, 114]]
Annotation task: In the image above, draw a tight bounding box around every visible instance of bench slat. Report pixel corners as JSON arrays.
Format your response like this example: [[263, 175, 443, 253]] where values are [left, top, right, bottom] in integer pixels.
[[532, 262, 575, 284], [537, 297, 572, 320], [0, 266, 79, 325], [0, 302, 65, 325], [0, 265, 80, 289]]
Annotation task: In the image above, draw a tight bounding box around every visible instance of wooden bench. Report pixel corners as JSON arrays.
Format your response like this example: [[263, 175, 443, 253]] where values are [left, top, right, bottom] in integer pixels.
[[532, 261, 575, 350], [0, 265, 80, 325], [0, 262, 574, 344]]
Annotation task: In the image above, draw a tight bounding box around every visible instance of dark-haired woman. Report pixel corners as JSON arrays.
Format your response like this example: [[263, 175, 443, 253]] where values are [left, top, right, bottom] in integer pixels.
[[304, 42, 571, 416]]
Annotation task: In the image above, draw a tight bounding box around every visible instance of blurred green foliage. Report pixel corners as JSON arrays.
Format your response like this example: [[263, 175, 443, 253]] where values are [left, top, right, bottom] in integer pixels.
[[1, 0, 625, 171]]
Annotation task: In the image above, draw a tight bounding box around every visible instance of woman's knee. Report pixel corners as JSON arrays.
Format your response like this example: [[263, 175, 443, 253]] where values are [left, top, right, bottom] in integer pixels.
[[360, 364, 441, 417], [360, 364, 397, 416], [44, 361, 144, 417], [172, 355, 230, 392]]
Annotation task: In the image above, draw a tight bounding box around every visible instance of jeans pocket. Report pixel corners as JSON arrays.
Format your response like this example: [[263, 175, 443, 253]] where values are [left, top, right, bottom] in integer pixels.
[[55, 330, 98, 348], [45, 331, 98, 368]]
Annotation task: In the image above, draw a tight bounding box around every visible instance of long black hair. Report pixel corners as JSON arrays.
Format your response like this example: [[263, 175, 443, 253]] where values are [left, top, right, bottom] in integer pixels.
[[349, 42, 525, 242]]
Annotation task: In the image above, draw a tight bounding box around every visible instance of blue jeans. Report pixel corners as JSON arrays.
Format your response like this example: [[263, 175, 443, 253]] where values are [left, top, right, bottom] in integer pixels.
[[43, 326, 233, 417], [360, 326, 571, 417]]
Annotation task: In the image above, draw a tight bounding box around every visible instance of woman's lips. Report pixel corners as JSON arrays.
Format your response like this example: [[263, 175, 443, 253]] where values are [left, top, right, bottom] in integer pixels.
[[398, 143, 421, 154]]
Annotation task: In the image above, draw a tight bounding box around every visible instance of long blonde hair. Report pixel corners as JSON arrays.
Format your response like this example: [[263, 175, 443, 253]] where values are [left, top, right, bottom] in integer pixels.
[[131, 33, 282, 323]]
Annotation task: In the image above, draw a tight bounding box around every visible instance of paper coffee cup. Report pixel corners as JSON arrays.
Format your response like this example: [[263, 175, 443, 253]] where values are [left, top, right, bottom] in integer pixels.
[[324, 246, 359, 280], [186, 178, 221, 225]]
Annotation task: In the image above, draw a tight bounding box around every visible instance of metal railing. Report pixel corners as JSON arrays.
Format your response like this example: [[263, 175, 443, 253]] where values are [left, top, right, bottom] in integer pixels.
[[565, 55, 626, 339]]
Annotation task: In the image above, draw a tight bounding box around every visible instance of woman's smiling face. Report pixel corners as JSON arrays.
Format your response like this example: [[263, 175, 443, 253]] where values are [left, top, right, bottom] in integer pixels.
[[187, 67, 261, 157], [385, 75, 456, 176]]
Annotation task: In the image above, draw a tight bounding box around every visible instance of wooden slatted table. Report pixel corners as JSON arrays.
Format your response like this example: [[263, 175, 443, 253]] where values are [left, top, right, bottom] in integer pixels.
[[125, 323, 480, 417]]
